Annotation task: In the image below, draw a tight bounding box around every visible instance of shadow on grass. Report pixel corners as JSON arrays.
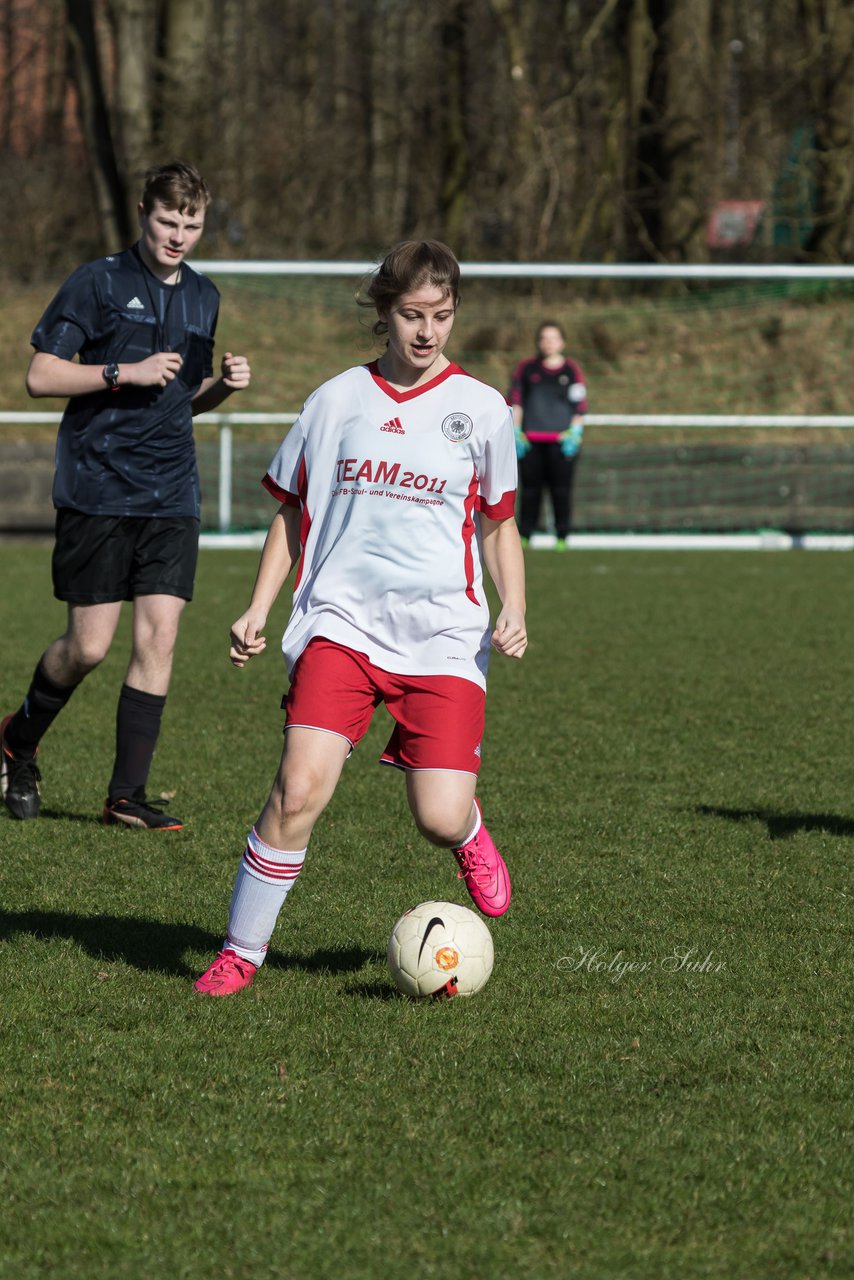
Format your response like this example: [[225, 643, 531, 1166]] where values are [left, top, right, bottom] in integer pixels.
[[346, 981, 401, 1001], [696, 804, 854, 841], [0, 910, 374, 980], [29, 808, 106, 825]]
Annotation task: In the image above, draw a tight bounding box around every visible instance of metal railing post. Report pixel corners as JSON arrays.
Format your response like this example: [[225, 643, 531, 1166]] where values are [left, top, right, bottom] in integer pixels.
[[218, 421, 233, 533]]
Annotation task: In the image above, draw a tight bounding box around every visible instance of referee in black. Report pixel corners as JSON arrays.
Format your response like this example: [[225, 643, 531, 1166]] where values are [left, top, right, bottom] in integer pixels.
[[1, 162, 251, 828]]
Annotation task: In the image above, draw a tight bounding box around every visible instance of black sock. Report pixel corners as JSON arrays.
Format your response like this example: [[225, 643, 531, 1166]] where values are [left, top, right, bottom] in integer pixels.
[[4, 661, 79, 758], [107, 685, 167, 803]]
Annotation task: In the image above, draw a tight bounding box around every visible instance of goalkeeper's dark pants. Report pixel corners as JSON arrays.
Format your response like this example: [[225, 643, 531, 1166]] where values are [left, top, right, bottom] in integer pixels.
[[518, 442, 579, 541]]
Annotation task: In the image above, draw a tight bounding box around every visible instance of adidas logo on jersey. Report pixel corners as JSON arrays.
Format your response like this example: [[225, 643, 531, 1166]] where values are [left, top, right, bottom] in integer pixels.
[[380, 416, 405, 434], [126, 296, 145, 310]]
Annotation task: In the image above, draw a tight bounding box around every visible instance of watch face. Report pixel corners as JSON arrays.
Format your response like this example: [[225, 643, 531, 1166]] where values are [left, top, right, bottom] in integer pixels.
[[103, 363, 119, 387]]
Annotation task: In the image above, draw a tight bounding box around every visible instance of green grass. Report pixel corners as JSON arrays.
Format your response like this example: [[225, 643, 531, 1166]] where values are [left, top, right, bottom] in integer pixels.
[[0, 547, 851, 1279]]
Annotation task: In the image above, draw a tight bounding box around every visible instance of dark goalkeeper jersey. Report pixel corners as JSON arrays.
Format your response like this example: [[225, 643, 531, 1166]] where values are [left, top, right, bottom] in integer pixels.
[[31, 245, 220, 518], [508, 356, 588, 443]]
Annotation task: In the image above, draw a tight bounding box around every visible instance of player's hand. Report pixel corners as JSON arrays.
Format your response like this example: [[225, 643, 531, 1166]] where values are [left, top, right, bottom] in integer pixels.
[[229, 608, 268, 667], [221, 352, 251, 390], [491, 607, 527, 660], [514, 428, 530, 459], [560, 425, 583, 457], [126, 352, 184, 387]]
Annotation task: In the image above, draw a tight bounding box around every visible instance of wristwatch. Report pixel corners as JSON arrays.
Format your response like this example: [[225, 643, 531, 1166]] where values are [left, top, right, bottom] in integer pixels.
[[102, 362, 120, 391]]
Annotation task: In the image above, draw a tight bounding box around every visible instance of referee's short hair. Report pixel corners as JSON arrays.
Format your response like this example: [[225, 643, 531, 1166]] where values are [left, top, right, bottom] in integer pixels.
[[141, 162, 211, 216]]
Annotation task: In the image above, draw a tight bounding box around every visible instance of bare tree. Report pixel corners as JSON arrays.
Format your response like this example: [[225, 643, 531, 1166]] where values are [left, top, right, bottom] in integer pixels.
[[65, 0, 130, 245], [108, 0, 155, 220], [436, 0, 470, 249], [625, 0, 714, 261], [1, 0, 851, 267], [487, 0, 550, 257], [799, 0, 854, 260]]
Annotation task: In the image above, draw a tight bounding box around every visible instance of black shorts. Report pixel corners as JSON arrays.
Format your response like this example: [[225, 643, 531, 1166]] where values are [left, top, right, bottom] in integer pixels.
[[52, 510, 200, 604]]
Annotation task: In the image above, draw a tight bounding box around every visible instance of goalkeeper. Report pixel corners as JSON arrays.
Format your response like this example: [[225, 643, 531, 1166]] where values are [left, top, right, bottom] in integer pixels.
[[509, 320, 587, 549]]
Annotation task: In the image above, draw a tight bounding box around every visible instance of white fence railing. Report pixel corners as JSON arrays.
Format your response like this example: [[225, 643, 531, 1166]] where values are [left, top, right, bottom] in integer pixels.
[[192, 260, 854, 281]]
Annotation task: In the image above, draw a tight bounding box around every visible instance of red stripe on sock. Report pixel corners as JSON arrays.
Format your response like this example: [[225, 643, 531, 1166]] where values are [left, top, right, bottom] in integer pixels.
[[243, 846, 304, 880]]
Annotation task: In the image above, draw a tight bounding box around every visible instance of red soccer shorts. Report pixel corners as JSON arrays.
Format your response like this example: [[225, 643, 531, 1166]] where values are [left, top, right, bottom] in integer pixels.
[[282, 638, 485, 774]]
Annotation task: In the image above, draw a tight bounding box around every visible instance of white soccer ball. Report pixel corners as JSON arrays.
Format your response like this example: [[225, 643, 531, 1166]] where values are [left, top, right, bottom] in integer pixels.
[[387, 900, 494, 999]]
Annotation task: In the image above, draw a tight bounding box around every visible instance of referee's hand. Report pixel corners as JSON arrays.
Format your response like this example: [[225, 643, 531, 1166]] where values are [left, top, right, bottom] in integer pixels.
[[221, 352, 252, 390], [126, 352, 184, 387]]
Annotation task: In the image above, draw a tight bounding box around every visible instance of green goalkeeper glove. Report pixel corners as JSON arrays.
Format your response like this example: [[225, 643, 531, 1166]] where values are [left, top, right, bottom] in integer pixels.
[[515, 428, 531, 459], [560, 424, 584, 457]]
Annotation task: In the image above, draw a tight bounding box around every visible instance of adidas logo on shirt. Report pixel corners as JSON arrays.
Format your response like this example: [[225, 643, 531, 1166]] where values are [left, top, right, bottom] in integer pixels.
[[126, 297, 145, 310], [380, 416, 405, 434]]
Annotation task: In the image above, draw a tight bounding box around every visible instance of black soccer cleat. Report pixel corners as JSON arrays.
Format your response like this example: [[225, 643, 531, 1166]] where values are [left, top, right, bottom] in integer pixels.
[[103, 790, 183, 831], [1, 714, 42, 820]]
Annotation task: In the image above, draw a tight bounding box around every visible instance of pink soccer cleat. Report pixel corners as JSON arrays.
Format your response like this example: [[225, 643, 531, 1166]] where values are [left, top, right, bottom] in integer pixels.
[[194, 949, 257, 996], [452, 800, 511, 917]]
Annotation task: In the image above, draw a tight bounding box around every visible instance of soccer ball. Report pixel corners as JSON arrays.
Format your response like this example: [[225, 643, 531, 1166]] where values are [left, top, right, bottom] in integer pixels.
[[387, 900, 494, 999]]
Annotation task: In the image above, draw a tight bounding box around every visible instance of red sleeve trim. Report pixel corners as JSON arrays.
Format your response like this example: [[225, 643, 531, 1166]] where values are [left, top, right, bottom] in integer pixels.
[[477, 490, 516, 520], [262, 473, 300, 507], [508, 359, 529, 407]]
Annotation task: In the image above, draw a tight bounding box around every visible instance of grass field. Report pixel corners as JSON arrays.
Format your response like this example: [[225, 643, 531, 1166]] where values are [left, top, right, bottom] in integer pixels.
[[0, 546, 851, 1279]]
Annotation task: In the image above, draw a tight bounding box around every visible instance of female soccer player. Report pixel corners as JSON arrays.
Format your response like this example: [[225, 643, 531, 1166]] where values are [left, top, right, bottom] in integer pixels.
[[511, 320, 587, 548], [195, 240, 527, 996]]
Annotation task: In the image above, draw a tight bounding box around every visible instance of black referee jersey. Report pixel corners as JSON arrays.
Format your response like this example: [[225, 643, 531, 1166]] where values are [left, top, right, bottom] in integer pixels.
[[31, 245, 220, 518]]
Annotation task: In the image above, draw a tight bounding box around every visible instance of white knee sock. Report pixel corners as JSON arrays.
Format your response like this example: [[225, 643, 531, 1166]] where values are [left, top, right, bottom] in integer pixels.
[[457, 799, 482, 849], [225, 827, 306, 967]]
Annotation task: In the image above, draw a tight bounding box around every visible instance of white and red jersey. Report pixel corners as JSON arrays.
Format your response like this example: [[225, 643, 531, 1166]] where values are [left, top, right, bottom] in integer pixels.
[[263, 360, 517, 690]]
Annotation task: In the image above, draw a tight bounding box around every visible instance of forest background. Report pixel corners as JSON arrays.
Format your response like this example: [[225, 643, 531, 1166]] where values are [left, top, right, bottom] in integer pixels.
[[0, 0, 852, 282]]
